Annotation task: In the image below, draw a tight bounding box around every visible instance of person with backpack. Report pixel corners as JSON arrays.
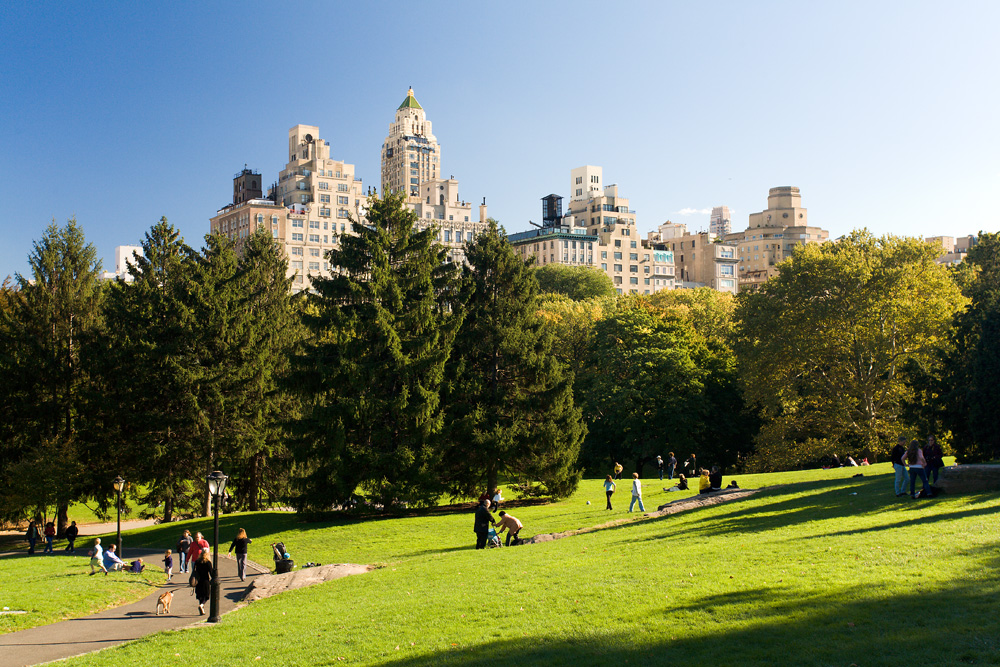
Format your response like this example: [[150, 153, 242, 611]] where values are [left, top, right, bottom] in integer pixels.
[[177, 530, 193, 574], [905, 439, 932, 499]]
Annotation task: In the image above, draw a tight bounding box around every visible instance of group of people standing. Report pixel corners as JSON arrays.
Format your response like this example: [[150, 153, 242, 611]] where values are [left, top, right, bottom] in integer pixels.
[[891, 435, 944, 499], [23, 520, 79, 555], [172, 528, 254, 614]]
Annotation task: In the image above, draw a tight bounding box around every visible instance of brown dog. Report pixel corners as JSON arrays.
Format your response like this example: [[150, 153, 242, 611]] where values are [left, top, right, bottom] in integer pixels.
[[156, 590, 173, 615]]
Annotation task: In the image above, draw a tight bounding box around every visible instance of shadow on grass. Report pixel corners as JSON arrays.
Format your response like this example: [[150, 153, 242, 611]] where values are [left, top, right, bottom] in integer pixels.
[[363, 565, 1000, 667]]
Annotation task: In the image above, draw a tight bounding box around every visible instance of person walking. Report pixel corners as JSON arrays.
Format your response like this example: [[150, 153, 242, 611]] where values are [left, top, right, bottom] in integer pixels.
[[192, 549, 214, 615], [43, 522, 55, 554], [684, 454, 698, 478], [228, 528, 253, 582], [25, 521, 39, 554], [89, 538, 107, 575], [924, 435, 944, 485], [495, 511, 523, 546], [177, 530, 193, 574], [603, 475, 616, 510], [65, 521, 79, 553], [163, 549, 173, 582], [473, 498, 495, 550], [905, 439, 931, 499], [613, 462, 623, 480], [891, 435, 908, 497], [186, 532, 210, 569], [628, 473, 646, 513], [656, 456, 665, 481], [666, 452, 676, 480]]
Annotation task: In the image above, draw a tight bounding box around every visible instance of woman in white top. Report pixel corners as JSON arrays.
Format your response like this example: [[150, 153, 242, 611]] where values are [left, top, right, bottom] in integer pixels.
[[629, 472, 646, 513], [905, 439, 931, 499]]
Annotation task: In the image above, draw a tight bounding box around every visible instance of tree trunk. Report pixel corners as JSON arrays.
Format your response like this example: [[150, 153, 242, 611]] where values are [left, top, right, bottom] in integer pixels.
[[163, 495, 174, 524], [57, 503, 69, 538], [248, 454, 261, 512], [487, 467, 498, 500]]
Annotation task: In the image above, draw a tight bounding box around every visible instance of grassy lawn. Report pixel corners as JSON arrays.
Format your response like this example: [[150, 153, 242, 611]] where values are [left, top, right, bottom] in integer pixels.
[[45, 460, 999, 666], [0, 552, 165, 634]]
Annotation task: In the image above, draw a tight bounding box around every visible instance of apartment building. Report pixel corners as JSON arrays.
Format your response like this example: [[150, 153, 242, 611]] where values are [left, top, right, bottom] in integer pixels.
[[510, 168, 675, 295], [709, 206, 732, 237], [724, 186, 829, 291], [381, 88, 439, 197], [100, 244, 144, 281], [380, 88, 488, 263], [646, 222, 738, 294], [927, 234, 978, 265], [210, 126, 367, 293]]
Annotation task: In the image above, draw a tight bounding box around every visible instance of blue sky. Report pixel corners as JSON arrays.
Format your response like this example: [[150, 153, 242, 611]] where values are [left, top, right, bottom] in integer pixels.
[[2, 1, 998, 277]]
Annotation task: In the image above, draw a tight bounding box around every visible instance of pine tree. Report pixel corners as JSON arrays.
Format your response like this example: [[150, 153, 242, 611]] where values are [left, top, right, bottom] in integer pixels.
[[0, 219, 103, 531], [294, 191, 463, 509], [441, 221, 585, 499], [96, 217, 204, 521]]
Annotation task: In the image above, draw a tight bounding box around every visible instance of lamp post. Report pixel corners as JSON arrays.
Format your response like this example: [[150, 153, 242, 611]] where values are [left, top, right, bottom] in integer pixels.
[[206, 470, 228, 623], [112, 476, 125, 557]]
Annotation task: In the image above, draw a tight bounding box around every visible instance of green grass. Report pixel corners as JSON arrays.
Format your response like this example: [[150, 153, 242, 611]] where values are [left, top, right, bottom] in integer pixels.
[[0, 552, 165, 634], [45, 460, 999, 666]]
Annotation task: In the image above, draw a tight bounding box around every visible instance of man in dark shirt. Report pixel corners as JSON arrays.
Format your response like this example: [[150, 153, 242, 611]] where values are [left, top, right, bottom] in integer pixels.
[[666, 453, 677, 480], [473, 499, 495, 549], [891, 435, 908, 497], [709, 466, 723, 491], [65, 521, 79, 553]]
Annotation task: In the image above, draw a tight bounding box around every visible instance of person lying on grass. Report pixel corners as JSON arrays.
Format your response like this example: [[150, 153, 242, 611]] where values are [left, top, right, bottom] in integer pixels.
[[495, 511, 523, 546]]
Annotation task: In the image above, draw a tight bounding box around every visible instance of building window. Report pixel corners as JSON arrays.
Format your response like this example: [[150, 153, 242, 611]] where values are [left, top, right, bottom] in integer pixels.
[[309, 220, 320, 229], [601, 251, 607, 259], [256, 214, 263, 224], [338, 184, 350, 192], [444, 230, 452, 242], [291, 247, 303, 256], [309, 248, 320, 257], [318, 182, 329, 190], [467, 232, 473, 241], [630, 265, 638, 273], [309, 234, 320, 242], [601, 263, 608, 270], [614, 264, 622, 272], [337, 196, 349, 205], [320, 194, 331, 203], [614, 252, 622, 260], [308, 262, 320, 270], [292, 233, 303, 241], [630, 277, 639, 284], [629, 253, 638, 260], [292, 220, 304, 228], [291, 261, 303, 270], [271, 215, 279, 225], [615, 240, 621, 247], [337, 209, 348, 218]]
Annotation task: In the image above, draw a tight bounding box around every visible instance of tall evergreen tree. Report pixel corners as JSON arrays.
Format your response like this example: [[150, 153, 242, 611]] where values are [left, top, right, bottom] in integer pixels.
[[441, 221, 585, 499], [0, 219, 103, 532], [95, 218, 204, 521], [294, 192, 463, 509]]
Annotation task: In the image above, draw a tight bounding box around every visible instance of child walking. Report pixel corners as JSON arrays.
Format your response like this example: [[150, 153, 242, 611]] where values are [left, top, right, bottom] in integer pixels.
[[163, 549, 173, 582]]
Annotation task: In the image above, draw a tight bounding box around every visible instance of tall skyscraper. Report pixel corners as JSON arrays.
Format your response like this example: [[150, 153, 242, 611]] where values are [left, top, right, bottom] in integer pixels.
[[709, 206, 732, 236], [380, 88, 439, 197]]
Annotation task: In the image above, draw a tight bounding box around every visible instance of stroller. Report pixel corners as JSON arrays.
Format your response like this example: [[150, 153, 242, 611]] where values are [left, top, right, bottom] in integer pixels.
[[486, 527, 503, 549], [271, 542, 295, 574]]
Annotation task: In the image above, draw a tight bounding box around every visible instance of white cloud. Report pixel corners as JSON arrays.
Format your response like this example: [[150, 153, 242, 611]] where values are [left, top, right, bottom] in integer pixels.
[[675, 207, 711, 216]]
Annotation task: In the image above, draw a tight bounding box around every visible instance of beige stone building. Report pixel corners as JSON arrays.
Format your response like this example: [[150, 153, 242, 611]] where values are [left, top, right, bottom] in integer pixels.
[[709, 206, 732, 237], [510, 168, 675, 295], [210, 126, 367, 293], [926, 234, 978, 265], [724, 186, 829, 291], [380, 89, 489, 263], [646, 222, 738, 294], [381, 88, 439, 197]]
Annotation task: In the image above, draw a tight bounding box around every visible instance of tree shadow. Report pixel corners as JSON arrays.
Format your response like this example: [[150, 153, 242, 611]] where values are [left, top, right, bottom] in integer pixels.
[[359, 560, 1000, 667]]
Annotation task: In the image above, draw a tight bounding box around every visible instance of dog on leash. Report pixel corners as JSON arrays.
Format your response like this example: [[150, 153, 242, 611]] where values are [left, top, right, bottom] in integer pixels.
[[156, 590, 173, 615]]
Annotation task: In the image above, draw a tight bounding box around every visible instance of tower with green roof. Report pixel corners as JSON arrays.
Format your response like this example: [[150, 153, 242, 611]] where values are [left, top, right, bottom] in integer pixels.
[[381, 87, 439, 197]]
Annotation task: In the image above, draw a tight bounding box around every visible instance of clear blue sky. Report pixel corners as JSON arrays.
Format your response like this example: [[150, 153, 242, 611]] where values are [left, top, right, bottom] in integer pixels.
[[2, 1, 998, 278]]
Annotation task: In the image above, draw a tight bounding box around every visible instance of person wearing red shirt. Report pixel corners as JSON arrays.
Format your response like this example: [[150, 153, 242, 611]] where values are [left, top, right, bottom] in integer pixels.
[[186, 532, 210, 566]]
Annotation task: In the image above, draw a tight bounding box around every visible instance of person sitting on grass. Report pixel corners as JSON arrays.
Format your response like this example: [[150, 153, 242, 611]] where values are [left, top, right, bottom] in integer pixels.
[[709, 466, 723, 491], [698, 469, 712, 495], [89, 538, 107, 575], [665, 474, 688, 492], [103, 544, 125, 573], [727, 480, 740, 489], [495, 511, 523, 546]]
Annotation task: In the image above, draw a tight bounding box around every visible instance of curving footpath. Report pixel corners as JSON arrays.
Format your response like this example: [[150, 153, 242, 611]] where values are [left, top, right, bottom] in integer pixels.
[[0, 549, 268, 667]]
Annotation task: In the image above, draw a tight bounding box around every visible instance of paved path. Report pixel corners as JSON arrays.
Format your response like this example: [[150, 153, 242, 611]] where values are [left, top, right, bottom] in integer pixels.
[[0, 549, 270, 667]]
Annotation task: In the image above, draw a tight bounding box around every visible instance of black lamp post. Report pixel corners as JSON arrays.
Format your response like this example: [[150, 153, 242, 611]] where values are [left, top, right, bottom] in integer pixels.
[[112, 476, 125, 557], [207, 470, 228, 623]]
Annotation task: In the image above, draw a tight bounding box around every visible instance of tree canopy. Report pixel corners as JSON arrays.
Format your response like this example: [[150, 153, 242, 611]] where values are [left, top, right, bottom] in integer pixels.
[[535, 264, 616, 300]]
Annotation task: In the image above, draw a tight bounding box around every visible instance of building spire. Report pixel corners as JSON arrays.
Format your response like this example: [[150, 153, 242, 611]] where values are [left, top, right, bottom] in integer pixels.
[[398, 87, 422, 110]]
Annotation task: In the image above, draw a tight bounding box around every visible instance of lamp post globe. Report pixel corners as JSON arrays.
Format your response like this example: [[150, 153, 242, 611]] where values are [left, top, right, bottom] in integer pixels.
[[112, 476, 125, 557], [207, 470, 228, 623]]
